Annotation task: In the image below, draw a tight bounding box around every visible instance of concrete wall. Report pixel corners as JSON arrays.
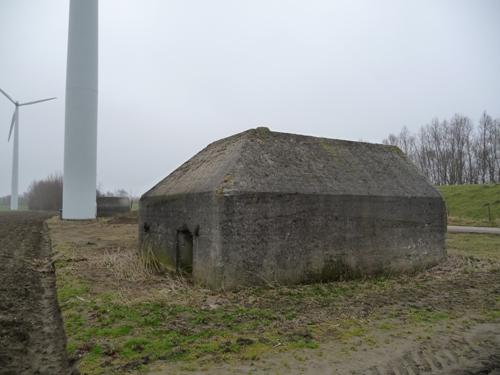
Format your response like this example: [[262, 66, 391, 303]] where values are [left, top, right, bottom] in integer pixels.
[[139, 193, 223, 288], [217, 193, 446, 290], [96, 197, 131, 217], [140, 192, 446, 290]]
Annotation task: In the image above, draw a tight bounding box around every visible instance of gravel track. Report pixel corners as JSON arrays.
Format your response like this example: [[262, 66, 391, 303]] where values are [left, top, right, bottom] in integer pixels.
[[448, 226, 500, 235], [0, 212, 71, 375]]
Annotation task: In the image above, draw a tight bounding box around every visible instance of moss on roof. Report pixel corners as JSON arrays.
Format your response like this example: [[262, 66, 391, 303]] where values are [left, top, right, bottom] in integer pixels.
[[143, 128, 440, 198]]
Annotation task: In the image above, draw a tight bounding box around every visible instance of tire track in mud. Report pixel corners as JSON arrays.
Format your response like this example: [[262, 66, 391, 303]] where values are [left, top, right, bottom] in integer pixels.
[[362, 323, 500, 375], [0, 212, 72, 375]]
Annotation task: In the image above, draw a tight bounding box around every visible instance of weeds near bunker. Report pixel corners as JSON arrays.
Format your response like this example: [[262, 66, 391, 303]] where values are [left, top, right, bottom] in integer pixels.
[[139, 241, 164, 274], [97, 245, 159, 282]]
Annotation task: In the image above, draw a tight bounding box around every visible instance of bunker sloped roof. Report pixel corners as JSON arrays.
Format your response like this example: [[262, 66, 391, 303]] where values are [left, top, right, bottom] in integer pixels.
[[143, 128, 440, 198]]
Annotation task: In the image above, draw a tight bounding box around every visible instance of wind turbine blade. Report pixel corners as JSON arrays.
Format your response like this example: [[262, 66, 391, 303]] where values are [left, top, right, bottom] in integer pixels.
[[8, 108, 17, 141], [0, 88, 16, 105], [19, 97, 56, 106]]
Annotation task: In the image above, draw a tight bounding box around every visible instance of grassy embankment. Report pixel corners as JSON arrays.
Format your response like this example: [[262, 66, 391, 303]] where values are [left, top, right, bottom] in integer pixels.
[[48, 216, 500, 374], [437, 184, 500, 227]]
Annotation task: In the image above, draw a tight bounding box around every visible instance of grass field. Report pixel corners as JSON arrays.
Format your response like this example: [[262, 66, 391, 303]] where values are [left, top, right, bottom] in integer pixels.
[[0, 204, 28, 211], [447, 233, 500, 261], [437, 184, 500, 227]]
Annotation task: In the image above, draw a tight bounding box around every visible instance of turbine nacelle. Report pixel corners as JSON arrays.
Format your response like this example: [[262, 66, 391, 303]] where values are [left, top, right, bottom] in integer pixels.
[[0, 88, 56, 141]]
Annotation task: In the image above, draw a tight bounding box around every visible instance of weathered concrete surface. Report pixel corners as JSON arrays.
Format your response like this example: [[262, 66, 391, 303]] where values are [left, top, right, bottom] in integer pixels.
[[140, 128, 447, 289], [140, 193, 223, 288], [96, 196, 131, 217], [219, 193, 445, 289], [0, 212, 72, 374]]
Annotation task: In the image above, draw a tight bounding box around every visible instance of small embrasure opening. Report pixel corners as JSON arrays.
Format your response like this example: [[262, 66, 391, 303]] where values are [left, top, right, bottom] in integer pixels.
[[176, 229, 193, 274]]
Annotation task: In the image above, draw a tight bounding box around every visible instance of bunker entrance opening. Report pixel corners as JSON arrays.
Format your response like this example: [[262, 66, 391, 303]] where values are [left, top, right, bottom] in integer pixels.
[[176, 229, 193, 274]]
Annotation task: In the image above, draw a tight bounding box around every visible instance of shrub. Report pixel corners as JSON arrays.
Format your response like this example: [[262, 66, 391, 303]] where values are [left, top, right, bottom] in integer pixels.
[[26, 174, 63, 211]]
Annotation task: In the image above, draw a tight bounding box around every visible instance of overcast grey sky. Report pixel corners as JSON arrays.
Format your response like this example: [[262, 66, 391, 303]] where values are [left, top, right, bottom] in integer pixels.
[[1, 0, 499, 197]]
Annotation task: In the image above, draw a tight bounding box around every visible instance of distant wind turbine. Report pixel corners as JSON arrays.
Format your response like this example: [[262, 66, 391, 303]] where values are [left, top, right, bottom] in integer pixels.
[[0, 88, 56, 210]]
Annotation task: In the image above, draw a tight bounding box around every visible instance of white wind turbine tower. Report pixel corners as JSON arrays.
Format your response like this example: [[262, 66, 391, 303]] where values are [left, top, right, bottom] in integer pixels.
[[0, 88, 56, 210], [63, 0, 98, 220]]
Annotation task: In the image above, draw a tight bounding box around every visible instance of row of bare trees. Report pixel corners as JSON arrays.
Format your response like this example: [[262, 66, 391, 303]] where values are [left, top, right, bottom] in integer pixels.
[[1, 175, 133, 211], [0, 175, 63, 211], [383, 111, 500, 185]]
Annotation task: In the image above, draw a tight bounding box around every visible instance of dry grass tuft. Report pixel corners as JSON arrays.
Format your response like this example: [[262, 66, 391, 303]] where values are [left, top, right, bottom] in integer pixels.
[[96, 247, 155, 282], [94, 244, 193, 297], [47, 216, 199, 303]]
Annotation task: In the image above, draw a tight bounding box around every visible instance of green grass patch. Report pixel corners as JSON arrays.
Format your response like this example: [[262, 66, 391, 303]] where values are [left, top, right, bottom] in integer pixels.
[[485, 310, 500, 320], [447, 233, 500, 261], [277, 282, 356, 306], [56, 274, 91, 309], [287, 340, 320, 350], [56, 282, 299, 373], [409, 308, 450, 324], [378, 322, 395, 330], [55, 269, 380, 374], [337, 319, 368, 341]]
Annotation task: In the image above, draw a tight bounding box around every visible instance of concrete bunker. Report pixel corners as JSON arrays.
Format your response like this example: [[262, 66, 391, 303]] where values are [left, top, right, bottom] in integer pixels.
[[97, 196, 131, 217], [139, 128, 447, 290]]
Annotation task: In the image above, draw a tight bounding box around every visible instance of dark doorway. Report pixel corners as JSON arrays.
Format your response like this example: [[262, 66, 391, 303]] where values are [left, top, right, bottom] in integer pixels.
[[176, 229, 193, 274]]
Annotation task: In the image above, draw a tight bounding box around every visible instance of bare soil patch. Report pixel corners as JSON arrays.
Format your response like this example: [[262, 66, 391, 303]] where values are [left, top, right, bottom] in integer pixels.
[[0, 212, 71, 375], [47, 216, 500, 374]]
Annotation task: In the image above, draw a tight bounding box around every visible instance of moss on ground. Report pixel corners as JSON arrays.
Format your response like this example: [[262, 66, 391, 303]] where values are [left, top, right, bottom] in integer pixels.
[[56, 275, 299, 374], [408, 309, 450, 324]]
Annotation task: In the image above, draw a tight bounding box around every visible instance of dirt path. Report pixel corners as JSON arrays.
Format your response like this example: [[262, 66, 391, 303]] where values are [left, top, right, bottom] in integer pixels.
[[0, 212, 71, 375], [448, 225, 500, 235]]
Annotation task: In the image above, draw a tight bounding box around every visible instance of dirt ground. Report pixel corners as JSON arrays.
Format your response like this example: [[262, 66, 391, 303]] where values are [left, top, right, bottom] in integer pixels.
[[185, 307, 500, 375], [151, 257, 500, 375], [0, 212, 72, 375], [47, 215, 500, 375], [2, 213, 498, 375]]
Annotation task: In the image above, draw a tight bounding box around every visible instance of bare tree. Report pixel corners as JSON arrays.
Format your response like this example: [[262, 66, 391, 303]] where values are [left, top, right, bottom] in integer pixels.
[[448, 114, 473, 184], [383, 111, 498, 185], [26, 174, 63, 211]]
